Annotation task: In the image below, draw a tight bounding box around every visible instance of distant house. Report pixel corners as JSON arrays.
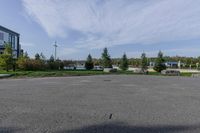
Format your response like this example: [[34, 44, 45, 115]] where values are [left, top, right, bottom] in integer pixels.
[[149, 62, 156, 68], [75, 61, 86, 70], [0, 25, 22, 58], [165, 62, 179, 68], [149, 61, 185, 68], [165, 61, 185, 68]]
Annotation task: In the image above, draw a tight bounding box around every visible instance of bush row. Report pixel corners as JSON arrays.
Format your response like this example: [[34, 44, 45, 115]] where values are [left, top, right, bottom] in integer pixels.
[[17, 58, 63, 71]]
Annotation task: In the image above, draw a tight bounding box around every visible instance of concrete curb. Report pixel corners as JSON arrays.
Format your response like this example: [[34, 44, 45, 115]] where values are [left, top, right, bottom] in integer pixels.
[[0, 74, 13, 78]]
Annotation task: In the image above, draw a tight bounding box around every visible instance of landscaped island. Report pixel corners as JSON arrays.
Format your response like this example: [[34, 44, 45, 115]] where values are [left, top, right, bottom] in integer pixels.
[[0, 44, 199, 78], [0, 69, 194, 78]]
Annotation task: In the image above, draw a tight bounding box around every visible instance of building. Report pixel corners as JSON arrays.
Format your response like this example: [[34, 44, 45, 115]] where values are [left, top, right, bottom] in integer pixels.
[[149, 62, 156, 68], [0, 25, 21, 58], [149, 61, 185, 68], [75, 60, 86, 70], [165, 61, 185, 68], [165, 62, 179, 68]]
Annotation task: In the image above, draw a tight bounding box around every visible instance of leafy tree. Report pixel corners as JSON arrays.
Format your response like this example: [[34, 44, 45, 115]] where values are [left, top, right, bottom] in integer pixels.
[[154, 51, 166, 72], [93, 58, 101, 66], [101, 47, 112, 68], [0, 43, 13, 71], [119, 53, 128, 71], [62, 60, 75, 70], [85, 54, 94, 70], [16, 52, 29, 70], [141, 52, 148, 71]]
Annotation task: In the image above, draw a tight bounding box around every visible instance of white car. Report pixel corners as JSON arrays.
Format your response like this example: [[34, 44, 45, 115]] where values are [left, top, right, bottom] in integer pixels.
[[93, 66, 103, 70], [161, 70, 181, 76]]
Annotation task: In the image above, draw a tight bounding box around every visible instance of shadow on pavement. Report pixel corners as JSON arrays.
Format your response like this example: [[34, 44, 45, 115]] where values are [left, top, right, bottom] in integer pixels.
[[0, 127, 23, 133], [56, 122, 200, 133]]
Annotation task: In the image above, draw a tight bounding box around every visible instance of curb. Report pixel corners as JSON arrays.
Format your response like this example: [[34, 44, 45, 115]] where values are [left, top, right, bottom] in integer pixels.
[[0, 74, 13, 79]]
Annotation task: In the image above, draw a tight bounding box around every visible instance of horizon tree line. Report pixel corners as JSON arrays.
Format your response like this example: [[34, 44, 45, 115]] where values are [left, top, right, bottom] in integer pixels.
[[0, 43, 200, 72]]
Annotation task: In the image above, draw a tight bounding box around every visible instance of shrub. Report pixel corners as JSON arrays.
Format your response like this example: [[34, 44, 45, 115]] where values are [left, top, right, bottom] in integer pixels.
[[17, 58, 46, 71]]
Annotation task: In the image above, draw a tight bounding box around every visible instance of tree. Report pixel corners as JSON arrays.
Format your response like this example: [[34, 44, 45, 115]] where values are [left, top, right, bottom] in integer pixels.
[[49, 55, 55, 62], [141, 52, 148, 72], [85, 54, 94, 70], [16, 52, 29, 70], [35, 53, 40, 60], [154, 51, 166, 72], [47, 55, 59, 70], [101, 47, 112, 68], [93, 58, 101, 66], [0, 43, 13, 71], [24, 52, 29, 59], [40, 53, 46, 61], [119, 53, 128, 71]]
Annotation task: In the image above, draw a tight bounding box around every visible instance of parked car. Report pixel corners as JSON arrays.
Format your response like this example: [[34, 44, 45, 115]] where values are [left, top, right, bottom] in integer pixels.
[[103, 68, 117, 73], [161, 70, 181, 76], [64, 66, 76, 70], [76, 66, 86, 70], [93, 66, 103, 71]]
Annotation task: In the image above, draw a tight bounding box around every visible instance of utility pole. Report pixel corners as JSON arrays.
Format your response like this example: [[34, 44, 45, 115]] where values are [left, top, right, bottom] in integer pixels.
[[53, 41, 58, 60]]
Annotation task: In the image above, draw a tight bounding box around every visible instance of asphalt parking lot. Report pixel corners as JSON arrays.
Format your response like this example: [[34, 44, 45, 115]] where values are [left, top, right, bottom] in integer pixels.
[[1, 75, 200, 133]]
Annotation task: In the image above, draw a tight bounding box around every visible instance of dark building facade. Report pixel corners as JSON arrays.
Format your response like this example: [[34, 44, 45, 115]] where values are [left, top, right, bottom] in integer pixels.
[[0, 25, 21, 58]]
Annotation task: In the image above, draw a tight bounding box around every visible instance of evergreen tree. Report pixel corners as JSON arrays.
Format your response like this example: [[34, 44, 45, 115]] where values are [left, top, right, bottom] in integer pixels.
[[0, 43, 13, 71], [35, 53, 40, 60], [101, 47, 112, 68], [24, 52, 29, 59], [85, 54, 94, 70], [154, 51, 166, 72], [119, 53, 128, 71], [49, 55, 55, 62], [47, 55, 59, 70], [40, 53, 46, 61], [141, 52, 148, 72]]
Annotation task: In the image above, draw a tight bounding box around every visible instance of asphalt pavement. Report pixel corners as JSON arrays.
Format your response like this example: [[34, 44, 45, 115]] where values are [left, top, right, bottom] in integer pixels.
[[0, 75, 200, 133]]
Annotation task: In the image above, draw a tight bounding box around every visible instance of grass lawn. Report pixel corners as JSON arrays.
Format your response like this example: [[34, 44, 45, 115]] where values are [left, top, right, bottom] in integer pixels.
[[0, 69, 194, 78], [180, 72, 193, 77], [0, 70, 108, 78]]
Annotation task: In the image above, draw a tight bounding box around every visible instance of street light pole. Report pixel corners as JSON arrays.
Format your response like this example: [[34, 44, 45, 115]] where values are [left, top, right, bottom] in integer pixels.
[[53, 41, 58, 60]]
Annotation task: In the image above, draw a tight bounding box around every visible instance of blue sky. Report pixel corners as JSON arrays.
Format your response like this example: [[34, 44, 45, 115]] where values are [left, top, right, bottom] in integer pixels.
[[1, 0, 200, 59]]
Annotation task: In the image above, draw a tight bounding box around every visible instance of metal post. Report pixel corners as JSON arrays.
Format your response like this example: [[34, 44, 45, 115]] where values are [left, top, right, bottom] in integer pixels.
[[53, 41, 58, 60]]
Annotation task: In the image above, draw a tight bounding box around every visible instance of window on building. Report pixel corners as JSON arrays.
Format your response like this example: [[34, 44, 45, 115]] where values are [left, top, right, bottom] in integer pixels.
[[12, 35, 15, 49], [9, 34, 12, 43], [0, 32, 4, 40]]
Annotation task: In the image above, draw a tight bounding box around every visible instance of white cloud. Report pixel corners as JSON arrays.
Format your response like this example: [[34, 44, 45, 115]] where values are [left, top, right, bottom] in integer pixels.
[[22, 0, 200, 49], [59, 47, 79, 57]]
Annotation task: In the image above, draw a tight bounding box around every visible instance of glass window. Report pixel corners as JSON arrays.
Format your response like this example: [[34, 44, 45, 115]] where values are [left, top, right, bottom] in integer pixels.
[[9, 34, 12, 43], [0, 32, 3, 40], [12, 35, 15, 49]]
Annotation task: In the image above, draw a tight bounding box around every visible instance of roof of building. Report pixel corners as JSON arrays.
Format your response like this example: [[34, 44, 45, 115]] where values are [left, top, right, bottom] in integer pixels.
[[165, 62, 178, 64], [0, 25, 20, 36]]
